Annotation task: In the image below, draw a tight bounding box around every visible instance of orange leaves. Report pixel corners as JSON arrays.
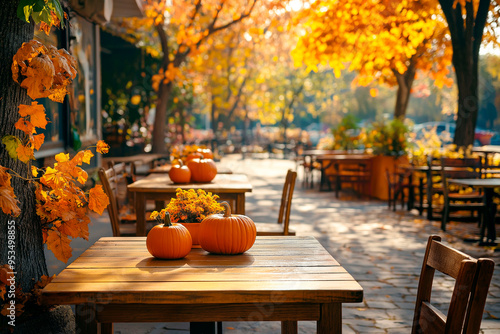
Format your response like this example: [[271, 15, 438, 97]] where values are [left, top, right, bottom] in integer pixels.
[[0, 167, 20, 217], [34, 143, 110, 262], [45, 229, 73, 263], [88, 185, 110, 215], [96, 140, 110, 154], [18, 101, 48, 129], [3, 102, 48, 164], [11, 40, 77, 102]]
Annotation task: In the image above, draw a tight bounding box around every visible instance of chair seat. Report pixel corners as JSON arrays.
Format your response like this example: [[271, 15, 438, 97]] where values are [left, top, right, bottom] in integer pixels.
[[255, 222, 296, 236]]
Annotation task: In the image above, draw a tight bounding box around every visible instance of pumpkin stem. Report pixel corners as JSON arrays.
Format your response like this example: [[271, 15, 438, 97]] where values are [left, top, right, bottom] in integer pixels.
[[163, 212, 173, 227], [221, 201, 231, 217]]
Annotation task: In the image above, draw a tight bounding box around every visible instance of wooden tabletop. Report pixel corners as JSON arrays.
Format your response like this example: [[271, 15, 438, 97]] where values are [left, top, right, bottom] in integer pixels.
[[128, 173, 252, 194], [41, 236, 363, 306], [448, 178, 500, 188], [316, 154, 374, 162], [472, 145, 500, 154]]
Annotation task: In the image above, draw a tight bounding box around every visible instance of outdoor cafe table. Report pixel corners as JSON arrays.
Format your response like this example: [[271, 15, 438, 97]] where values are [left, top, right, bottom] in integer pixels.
[[448, 178, 500, 245], [316, 154, 374, 195], [127, 173, 252, 236], [40, 236, 364, 334]]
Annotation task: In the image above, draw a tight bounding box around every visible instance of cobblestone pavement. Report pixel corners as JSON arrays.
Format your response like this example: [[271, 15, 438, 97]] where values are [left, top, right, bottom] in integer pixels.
[[45, 154, 500, 333]]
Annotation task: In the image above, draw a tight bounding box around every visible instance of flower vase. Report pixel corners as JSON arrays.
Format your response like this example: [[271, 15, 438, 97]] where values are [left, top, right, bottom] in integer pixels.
[[180, 222, 201, 246]]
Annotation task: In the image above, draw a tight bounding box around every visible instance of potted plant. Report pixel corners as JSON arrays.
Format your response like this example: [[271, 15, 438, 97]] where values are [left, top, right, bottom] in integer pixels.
[[364, 118, 411, 200], [150, 188, 223, 245]]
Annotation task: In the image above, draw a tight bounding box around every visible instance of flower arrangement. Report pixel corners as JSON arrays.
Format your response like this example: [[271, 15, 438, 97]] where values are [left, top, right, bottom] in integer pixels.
[[365, 118, 410, 158], [171, 144, 210, 163], [331, 114, 362, 151], [151, 188, 224, 224]]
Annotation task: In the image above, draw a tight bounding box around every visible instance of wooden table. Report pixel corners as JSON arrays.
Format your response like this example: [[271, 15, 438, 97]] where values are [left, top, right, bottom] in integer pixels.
[[128, 173, 252, 235], [149, 164, 233, 174], [448, 178, 500, 245], [316, 154, 374, 197], [41, 236, 363, 334], [102, 153, 167, 168]]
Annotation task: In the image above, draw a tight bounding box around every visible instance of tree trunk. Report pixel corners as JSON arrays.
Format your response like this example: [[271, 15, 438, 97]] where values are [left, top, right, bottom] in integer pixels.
[[0, 0, 48, 293], [393, 62, 416, 120], [151, 81, 171, 153], [439, 0, 490, 147]]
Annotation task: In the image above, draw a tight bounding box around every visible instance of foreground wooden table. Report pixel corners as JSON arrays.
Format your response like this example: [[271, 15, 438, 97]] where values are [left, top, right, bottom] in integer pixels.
[[128, 173, 252, 235], [41, 236, 363, 334]]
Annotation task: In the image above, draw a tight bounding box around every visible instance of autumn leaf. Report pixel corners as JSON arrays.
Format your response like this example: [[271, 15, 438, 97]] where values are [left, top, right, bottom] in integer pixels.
[[18, 102, 48, 129], [16, 144, 34, 163], [46, 229, 72, 263], [33, 133, 45, 150], [31, 166, 39, 177], [0, 167, 21, 217], [96, 140, 110, 154], [20, 54, 55, 99], [14, 118, 35, 135], [12, 39, 77, 102], [2, 135, 21, 160], [88, 185, 110, 215]]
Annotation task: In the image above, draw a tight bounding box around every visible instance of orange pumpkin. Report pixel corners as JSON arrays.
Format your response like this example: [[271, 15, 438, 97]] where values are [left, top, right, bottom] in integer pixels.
[[199, 202, 256, 254], [187, 158, 217, 183], [169, 161, 191, 184], [146, 213, 192, 259], [197, 148, 214, 159], [185, 152, 203, 162]]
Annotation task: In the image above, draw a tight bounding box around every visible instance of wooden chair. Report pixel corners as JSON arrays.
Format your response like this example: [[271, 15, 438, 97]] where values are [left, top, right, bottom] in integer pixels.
[[98, 164, 154, 236], [440, 157, 485, 231], [255, 170, 297, 236], [412, 235, 494, 334], [385, 167, 413, 211]]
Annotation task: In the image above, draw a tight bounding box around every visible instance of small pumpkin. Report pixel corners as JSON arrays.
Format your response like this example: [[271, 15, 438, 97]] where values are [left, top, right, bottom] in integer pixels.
[[199, 202, 256, 254], [146, 213, 192, 259], [169, 160, 191, 184], [197, 148, 214, 159], [187, 157, 217, 183]]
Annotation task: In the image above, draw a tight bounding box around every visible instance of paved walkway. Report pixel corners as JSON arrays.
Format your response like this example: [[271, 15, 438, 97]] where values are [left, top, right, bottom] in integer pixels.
[[45, 154, 500, 333]]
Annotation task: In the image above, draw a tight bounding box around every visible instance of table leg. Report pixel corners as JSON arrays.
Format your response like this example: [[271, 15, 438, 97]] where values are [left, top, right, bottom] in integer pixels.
[[75, 304, 98, 334], [480, 188, 497, 245], [282, 320, 298, 334], [135, 193, 146, 236], [236, 193, 245, 215], [318, 303, 341, 334], [101, 323, 114, 334], [190, 322, 216, 334]]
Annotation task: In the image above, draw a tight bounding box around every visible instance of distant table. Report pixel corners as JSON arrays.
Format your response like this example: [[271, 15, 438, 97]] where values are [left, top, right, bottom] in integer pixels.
[[316, 154, 374, 196], [149, 164, 233, 174], [41, 236, 363, 334], [128, 173, 252, 235], [102, 153, 167, 168], [448, 178, 500, 245]]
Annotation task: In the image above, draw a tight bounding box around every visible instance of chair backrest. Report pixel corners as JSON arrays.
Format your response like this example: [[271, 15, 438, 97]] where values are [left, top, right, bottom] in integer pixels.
[[440, 158, 482, 198], [98, 165, 125, 237], [277, 169, 297, 235], [412, 235, 494, 334]]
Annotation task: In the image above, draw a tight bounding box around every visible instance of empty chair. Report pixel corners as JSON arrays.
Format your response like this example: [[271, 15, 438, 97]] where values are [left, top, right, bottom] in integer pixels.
[[98, 164, 154, 236], [255, 169, 297, 236], [385, 167, 413, 211], [440, 157, 485, 231], [412, 235, 494, 334]]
